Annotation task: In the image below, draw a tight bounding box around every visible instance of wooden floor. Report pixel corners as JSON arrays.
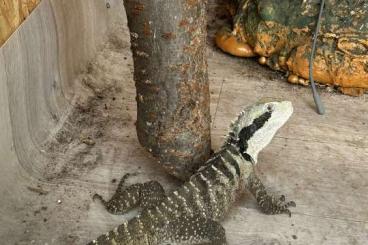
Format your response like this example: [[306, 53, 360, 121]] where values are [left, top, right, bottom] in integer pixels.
[[0, 1, 367, 245], [38, 24, 368, 245]]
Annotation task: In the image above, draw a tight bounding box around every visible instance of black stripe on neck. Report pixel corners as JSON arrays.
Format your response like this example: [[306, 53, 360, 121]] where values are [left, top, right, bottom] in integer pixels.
[[238, 111, 272, 154], [241, 152, 254, 163], [227, 143, 254, 164], [223, 147, 240, 176]]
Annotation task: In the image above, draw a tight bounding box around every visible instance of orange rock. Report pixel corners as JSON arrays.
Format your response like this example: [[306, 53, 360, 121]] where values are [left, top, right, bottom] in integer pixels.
[[253, 22, 288, 57], [258, 56, 267, 65], [278, 56, 286, 66], [286, 42, 368, 93], [287, 74, 298, 84], [215, 28, 256, 58], [339, 87, 365, 97], [216, 0, 368, 96]]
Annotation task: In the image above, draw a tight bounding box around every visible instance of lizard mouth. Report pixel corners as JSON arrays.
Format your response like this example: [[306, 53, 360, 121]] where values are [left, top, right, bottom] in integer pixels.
[[215, 27, 256, 58]]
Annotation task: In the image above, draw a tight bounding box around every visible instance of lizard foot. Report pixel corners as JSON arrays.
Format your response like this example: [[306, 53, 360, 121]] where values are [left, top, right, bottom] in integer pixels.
[[257, 193, 296, 217], [93, 173, 165, 215], [246, 172, 296, 217]]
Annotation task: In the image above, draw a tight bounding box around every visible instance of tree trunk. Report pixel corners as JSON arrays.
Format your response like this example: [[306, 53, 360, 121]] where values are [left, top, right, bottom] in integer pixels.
[[123, 0, 211, 180]]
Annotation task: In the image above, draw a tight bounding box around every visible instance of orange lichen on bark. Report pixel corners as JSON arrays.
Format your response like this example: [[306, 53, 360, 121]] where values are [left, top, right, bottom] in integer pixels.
[[0, 0, 40, 46], [215, 28, 255, 57]]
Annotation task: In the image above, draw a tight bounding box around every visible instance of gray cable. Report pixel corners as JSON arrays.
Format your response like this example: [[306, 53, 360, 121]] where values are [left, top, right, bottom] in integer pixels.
[[309, 0, 326, 115]]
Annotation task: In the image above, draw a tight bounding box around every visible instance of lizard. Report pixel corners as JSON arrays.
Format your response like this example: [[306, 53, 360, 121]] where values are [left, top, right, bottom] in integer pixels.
[[88, 100, 296, 245]]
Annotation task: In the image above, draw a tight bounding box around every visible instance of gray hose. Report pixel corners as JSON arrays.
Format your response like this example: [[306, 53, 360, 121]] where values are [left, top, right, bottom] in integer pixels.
[[309, 0, 326, 115]]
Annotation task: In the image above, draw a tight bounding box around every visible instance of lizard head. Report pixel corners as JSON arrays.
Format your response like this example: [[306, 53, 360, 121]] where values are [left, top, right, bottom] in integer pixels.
[[225, 101, 293, 164]]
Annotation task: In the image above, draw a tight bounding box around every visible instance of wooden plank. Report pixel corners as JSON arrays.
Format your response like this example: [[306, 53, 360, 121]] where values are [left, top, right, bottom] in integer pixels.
[[0, 0, 41, 46], [0, 1, 127, 244]]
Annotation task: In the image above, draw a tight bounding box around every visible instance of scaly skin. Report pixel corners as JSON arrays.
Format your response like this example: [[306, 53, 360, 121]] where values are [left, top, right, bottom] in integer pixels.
[[88, 101, 296, 245]]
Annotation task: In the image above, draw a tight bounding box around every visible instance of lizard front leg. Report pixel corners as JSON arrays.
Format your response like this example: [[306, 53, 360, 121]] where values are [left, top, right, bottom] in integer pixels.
[[246, 172, 296, 217], [93, 173, 166, 215]]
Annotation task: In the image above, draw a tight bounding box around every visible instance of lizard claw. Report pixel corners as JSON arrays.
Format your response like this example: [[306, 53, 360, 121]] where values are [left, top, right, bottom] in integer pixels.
[[288, 201, 296, 207], [279, 195, 286, 202], [275, 196, 296, 217], [92, 193, 105, 203], [258, 194, 296, 217]]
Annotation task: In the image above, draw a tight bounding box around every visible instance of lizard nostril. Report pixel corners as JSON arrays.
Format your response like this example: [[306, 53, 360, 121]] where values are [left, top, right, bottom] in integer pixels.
[[267, 104, 274, 112]]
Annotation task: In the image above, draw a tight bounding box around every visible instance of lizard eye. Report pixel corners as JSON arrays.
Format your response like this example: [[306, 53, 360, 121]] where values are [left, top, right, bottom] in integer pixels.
[[267, 104, 274, 112]]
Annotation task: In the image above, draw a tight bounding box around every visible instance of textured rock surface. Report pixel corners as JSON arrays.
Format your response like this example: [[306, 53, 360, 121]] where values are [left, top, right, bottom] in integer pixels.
[[216, 0, 368, 96]]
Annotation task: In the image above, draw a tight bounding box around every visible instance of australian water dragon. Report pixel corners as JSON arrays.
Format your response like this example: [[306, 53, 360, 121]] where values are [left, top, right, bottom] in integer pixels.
[[88, 101, 296, 245]]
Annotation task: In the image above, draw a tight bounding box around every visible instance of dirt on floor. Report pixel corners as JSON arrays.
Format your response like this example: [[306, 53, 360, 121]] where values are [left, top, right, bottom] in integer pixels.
[[41, 26, 134, 181], [15, 24, 137, 244]]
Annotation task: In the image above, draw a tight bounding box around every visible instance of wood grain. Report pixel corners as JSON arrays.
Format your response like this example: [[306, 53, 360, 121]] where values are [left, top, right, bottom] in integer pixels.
[[0, 0, 40, 46]]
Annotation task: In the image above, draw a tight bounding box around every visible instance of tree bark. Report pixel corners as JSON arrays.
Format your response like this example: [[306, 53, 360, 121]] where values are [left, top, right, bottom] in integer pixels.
[[124, 0, 211, 180]]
